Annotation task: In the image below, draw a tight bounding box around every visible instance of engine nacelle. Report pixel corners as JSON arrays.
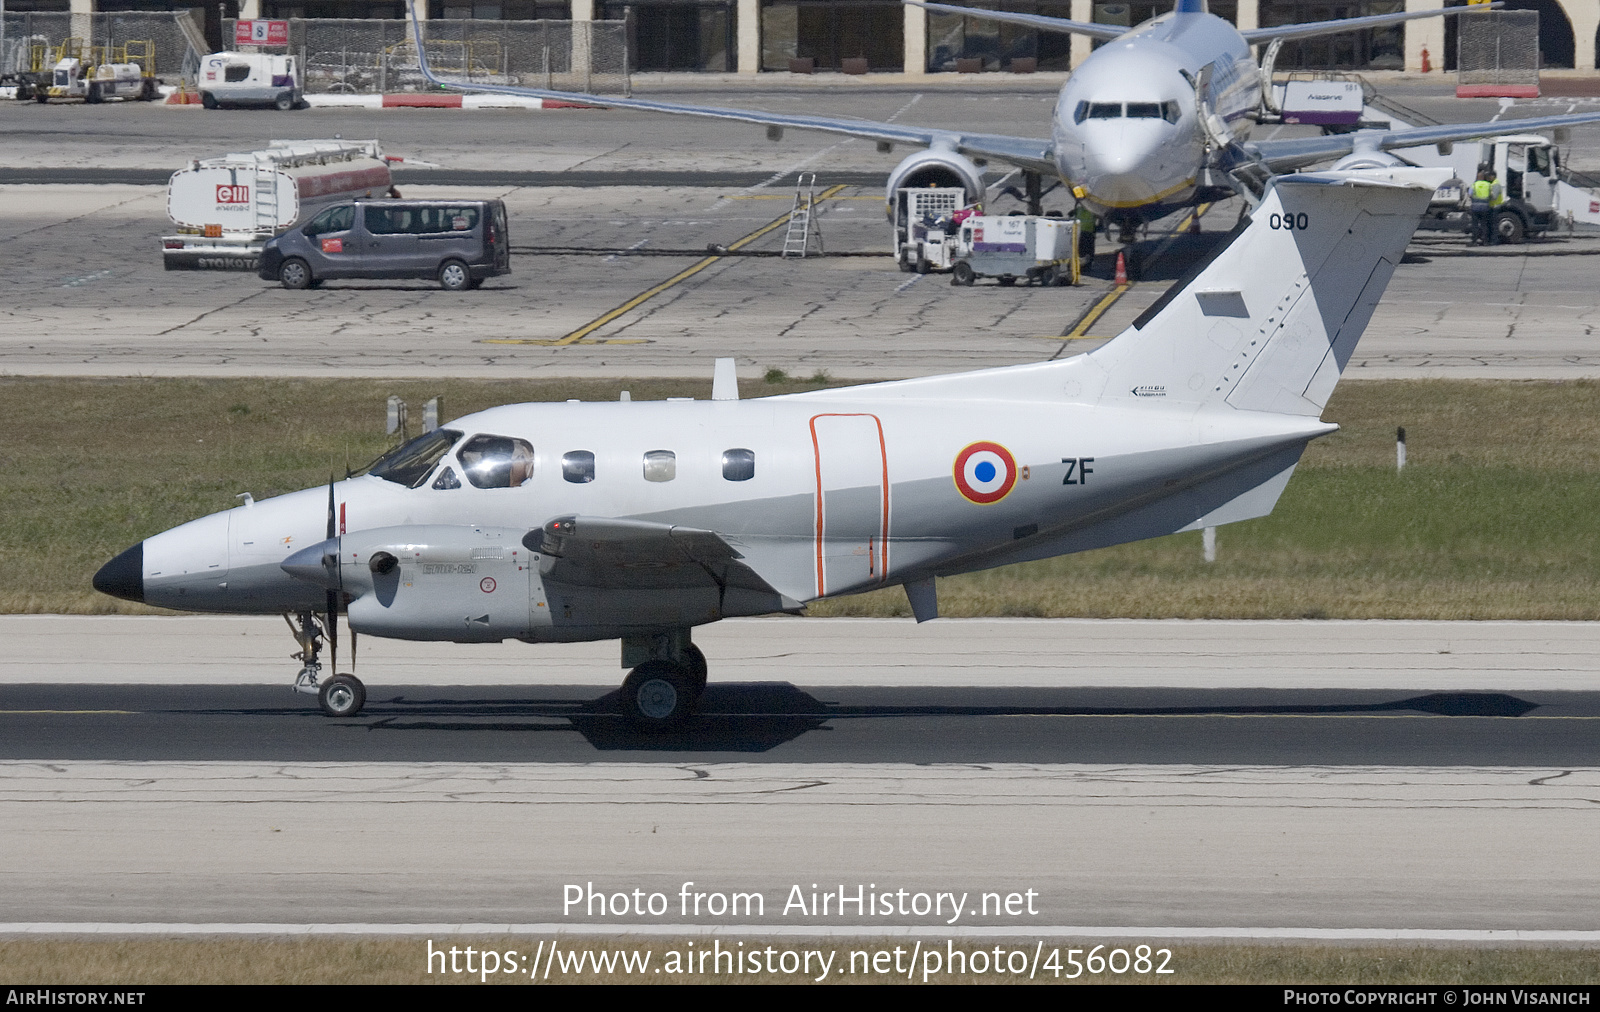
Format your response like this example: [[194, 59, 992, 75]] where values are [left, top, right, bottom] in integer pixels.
[[884, 146, 986, 214], [1331, 147, 1406, 172], [322, 525, 543, 642]]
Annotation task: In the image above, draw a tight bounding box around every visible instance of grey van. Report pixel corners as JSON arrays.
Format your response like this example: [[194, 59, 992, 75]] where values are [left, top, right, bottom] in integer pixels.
[[258, 199, 511, 291]]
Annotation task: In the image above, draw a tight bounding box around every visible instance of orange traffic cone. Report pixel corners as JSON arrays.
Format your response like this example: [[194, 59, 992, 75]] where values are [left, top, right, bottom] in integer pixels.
[[1114, 251, 1129, 285], [1421, 46, 1432, 73]]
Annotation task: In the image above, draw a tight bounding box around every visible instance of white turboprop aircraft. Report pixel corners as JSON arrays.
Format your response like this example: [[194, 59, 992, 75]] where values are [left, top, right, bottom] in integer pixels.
[[98, 165, 1447, 728], [403, 0, 1600, 246]]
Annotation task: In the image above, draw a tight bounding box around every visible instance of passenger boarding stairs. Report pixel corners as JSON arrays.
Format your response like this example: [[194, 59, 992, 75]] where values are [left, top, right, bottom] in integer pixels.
[[781, 173, 824, 259]]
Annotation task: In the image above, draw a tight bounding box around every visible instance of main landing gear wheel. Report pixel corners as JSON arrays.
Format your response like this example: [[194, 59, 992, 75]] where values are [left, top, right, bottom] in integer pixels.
[[682, 644, 708, 695], [621, 660, 695, 731], [319, 674, 366, 717]]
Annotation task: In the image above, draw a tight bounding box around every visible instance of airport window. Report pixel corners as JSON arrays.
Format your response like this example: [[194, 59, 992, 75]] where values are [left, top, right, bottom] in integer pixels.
[[1126, 102, 1163, 119], [458, 434, 536, 489], [1260, 0, 1404, 70], [430, 0, 572, 17], [1086, 102, 1122, 119], [362, 428, 463, 488], [924, 0, 1075, 73], [762, 0, 904, 72], [431, 466, 462, 490], [642, 450, 677, 482], [563, 450, 596, 484], [600, 1, 735, 72], [304, 204, 354, 237], [721, 448, 755, 481]]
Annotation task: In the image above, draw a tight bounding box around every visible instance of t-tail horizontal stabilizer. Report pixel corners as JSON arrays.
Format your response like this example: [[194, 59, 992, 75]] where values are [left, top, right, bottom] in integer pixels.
[[1088, 166, 1449, 417]]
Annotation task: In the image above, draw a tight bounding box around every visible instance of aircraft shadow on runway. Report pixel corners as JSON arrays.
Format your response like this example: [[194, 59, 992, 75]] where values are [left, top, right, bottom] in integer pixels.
[[351, 685, 1541, 753]]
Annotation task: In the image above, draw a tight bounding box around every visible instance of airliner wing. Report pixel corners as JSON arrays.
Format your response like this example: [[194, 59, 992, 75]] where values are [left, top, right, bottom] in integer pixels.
[[1241, 4, 1501, 44], [906, 1, 1126, 40], [405, 4, 1055, 175], [1252, 111, 1600, 174]]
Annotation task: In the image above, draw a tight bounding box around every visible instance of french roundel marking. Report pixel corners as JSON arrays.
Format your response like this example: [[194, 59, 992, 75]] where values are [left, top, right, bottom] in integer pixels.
[[953, 441, 1018, 504], [480, 577, 497, 593]]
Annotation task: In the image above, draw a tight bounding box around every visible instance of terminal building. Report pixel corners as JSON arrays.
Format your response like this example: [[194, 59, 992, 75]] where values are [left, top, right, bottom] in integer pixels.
[[5, 0, 1598, 73]]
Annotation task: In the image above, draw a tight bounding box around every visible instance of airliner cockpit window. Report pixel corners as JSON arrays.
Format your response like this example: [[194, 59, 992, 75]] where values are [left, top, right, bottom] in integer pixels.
[[360, 428, 463, 488], [1087, 103, 1123, 120], [458, 434, 536, 489], [1126, 102, 1163, 119]]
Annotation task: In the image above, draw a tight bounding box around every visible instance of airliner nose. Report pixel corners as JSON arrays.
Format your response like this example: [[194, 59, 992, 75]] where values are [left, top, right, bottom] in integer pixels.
[[93, 542, 144, 603]]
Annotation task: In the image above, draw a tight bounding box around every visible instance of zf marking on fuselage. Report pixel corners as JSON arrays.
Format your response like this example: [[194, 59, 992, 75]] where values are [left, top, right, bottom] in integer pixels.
[[1061, 457, 1095, 485]]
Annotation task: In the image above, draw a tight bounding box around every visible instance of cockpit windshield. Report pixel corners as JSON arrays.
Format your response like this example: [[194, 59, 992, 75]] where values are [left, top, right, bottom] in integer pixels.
[[359, 428, 463, 488], [1074, 100, 1181, 124], [458, 434, 536, 489]]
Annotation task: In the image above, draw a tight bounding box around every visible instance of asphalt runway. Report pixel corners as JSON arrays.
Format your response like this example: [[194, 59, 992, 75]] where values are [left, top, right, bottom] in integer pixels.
[[4, 82, 1600, 378]]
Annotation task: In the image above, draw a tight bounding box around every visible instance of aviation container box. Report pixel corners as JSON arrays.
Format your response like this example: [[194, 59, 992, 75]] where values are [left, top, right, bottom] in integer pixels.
[[1279, 78, 1363, 127], [162, 140, 393, 271], [951, 214, 1079, 286]]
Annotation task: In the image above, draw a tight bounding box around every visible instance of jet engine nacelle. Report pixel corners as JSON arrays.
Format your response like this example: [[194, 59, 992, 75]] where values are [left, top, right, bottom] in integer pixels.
[[884, 146, 986, 213], [1331, 147, 1406, 172], [333, 524, 543, 642]]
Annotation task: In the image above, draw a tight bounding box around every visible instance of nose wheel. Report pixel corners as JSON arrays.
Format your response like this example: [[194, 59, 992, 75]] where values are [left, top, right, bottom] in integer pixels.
[[285, 610, 367, 718]]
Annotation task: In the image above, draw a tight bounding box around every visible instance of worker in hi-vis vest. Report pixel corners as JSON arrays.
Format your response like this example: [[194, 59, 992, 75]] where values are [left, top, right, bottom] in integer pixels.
[[1471, 169, 1504, 245]]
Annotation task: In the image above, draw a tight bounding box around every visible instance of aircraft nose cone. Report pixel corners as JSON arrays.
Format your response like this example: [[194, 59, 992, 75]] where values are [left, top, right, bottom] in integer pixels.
[[93, 542, 144, 603]]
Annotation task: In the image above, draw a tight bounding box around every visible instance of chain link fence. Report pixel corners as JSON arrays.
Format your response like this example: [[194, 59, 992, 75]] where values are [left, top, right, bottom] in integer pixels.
[[2, 10, 201, 79], [221, 18, 628, 96], [1457, 9, 1540, 89]]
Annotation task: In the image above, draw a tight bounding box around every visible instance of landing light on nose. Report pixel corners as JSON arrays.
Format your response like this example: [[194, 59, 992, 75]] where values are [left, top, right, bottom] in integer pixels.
[[93, 542, 144, 603]]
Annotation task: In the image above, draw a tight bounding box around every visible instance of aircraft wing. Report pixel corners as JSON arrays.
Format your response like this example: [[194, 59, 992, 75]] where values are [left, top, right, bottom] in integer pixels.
[[404, 3, 1055, 174], [1241, 4, 1501, 44], [1251, 111, 1600, 174], [906, 1, 1126, 40], [531, 515, 789, 600]]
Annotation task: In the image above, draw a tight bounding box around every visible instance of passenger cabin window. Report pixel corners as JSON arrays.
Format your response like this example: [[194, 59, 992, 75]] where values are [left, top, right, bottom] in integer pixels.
[[364, 205, 481, 235], [457, 434, 535, 489], [304, 204, 354, 237], [642, 450, 676, 482], [361, 428, 463, 488], [722, 448, 755, 482], [563, 450, 596, 484], [224, 64, 251, 82]]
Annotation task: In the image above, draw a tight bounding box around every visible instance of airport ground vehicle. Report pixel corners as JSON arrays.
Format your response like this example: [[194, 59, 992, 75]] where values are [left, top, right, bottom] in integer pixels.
[[1409, 135, 1600, 243], [161, 141, 394, 271], [20, 38, 158, 103], [948, 214, 1079, 287], [258, 198, 511, 290], [197, 51, 303, 110]]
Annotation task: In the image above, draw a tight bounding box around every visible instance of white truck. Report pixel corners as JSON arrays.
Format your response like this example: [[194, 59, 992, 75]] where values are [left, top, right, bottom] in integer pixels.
[[1401, 135, 1600, 243], [948, 214, 1079, 287], [161, 140, 394, 271], [197, 51, 303, 110], [31, 40, 159, 103]]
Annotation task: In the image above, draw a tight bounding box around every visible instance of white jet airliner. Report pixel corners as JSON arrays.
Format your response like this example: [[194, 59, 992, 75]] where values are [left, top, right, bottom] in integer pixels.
[[98, 165, 1449, 729], [403, 0, 1600, 246]]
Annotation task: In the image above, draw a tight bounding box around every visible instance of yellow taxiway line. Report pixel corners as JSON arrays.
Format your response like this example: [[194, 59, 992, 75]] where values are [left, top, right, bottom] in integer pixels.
[[482, 184, 849, 347]]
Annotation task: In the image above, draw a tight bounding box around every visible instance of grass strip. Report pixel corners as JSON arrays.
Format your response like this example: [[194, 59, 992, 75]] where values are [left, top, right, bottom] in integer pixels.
[[1, 377, 1596, 619]]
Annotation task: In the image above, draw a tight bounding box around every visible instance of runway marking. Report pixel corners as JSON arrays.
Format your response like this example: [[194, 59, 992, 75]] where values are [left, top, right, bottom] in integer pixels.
[[8, 923, 1600, 942], [0, 709, 139, 715], [1053, 204, 1211, 341], [480, 184, 848, 347]]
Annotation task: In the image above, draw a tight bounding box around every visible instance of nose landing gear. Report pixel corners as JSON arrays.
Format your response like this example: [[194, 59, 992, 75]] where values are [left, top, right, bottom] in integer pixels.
[[286, 610, 367, 717]]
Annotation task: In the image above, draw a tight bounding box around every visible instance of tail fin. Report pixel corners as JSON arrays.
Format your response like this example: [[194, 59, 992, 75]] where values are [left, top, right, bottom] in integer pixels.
[[1087, 167, 1447, 415]]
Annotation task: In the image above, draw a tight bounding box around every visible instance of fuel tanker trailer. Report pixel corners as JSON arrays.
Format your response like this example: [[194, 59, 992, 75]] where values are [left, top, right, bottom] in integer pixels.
[[161, 140, 394, 271]]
